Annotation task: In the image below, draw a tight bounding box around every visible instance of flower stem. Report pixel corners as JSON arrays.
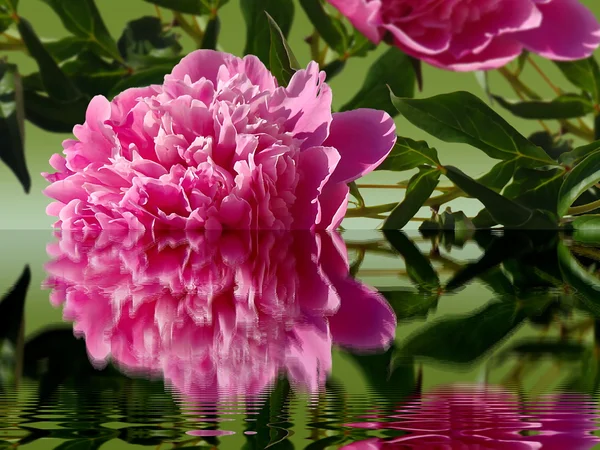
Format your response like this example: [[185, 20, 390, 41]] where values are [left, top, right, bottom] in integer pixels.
[[345, 203, 397, 218], [567, 199, 600, 216], [173, 12, 203, 46]]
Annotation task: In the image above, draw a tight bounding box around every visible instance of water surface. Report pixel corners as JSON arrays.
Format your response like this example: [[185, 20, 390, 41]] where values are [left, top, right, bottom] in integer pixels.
[[2, 229, 600, 449]]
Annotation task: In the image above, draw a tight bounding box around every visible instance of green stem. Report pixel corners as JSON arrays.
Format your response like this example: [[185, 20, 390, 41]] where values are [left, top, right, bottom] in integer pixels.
[[424, 189, 464, 207], [173, 12, 203, 46], [567, 199, 600, 216], [345, 203, 397, 218]]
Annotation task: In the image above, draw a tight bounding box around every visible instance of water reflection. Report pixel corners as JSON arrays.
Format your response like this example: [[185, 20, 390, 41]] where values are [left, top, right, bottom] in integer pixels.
[[1, 230, 600, 447], [343, 385, 600, 449], [44, 230, 396, 401]]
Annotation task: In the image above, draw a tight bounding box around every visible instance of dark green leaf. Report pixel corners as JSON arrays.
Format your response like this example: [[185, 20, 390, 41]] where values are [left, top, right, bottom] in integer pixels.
[[498, 340, 585, 360], [529, 131, 573, 161], [44, 36, 90, 62], [39, 0, 122, 62], [241, 0, 294, 66], [341, 47, 415, 116], [493, 94, 594, 120], [0, 266, 29, 342], [565, 348, 600, 395], [17, 17, 81, 102], [348, 181, 365, 208], [444, 165, 558, 229], [396, 296, 549, 366], [383, 166, 440, 230], [558, 150, 600, 217], [108, 64, 174, 98], [383, 230, 440, 290], [381, 289, 438, 321], [556, 57, 600, 103], [321, 58, 345, 80], [392, 91, 556, 168], [503, 167, 566, 214], [143, 0, 227, 15], [117, 16, 182, 68], [445, 232, 534, 292], [376, 136, 440, 172], [476, 159, 516, 192], [559, 140, 600, 166], [0, 62, 30, 192], [558, 241, 600, 316], [201, 16, 220, 50], [516, 51, 529, 76], [24, 90, 87, 132], [300, 0, 348, 54], [0, 1, 15, 33], [266, 12, 300, 87]]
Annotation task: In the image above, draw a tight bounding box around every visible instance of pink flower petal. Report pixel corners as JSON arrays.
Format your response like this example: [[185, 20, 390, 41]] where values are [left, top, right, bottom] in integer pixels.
[[325, 109, 396, 185], [516, 0, 600, 61], [326, 0, 383, 43]]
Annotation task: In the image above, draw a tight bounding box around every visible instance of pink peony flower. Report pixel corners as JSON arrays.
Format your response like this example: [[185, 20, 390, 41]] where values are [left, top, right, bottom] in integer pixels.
[[43, 230, 397, 399], [43, 50, 396, 231], [342, 384, 600, 449], [326, 0, 600, 71]]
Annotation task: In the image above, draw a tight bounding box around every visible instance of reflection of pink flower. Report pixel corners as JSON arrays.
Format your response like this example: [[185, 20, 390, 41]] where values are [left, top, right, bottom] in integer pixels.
[[342, 384, 600, 449], [43, 49, 396, 231], [326, 0, 600, 71], [44, 231, 396, 399]]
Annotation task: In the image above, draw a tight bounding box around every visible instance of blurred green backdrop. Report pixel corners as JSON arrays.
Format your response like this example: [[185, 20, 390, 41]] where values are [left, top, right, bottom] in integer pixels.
[[0, 0, 599, 230]]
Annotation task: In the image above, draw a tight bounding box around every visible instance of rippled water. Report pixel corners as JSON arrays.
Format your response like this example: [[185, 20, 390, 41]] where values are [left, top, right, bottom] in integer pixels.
[[2, 229, 600, 449]]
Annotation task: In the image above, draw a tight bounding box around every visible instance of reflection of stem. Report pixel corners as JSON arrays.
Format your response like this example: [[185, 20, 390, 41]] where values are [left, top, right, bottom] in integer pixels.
[[15, 318, 24, 390]]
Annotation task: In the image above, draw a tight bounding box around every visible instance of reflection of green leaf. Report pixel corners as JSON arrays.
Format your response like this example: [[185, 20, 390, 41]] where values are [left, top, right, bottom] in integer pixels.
[[40, 0, 122, 62], [558, 241, 600, 317], [0, 62, 30, 193], [558, 150, 600, 217], [383, 230, 440, 291], [380, 289, 438, 321], [376, 136, 440, 172], [241, 0, 294, 67], [396, 295, 550, 366], [493, 94, 594, 120], [341, 48, 415, 116], [565, 348, 600, 395], [383, 166, 440, 230], [391, 91, 556, 168], [570, 215, 600, 243], [266, 12, 300, 87]]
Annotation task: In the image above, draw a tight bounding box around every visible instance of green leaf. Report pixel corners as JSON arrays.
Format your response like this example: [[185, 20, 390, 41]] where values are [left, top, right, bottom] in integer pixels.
[[143, 0, 227, 15], [476, 159, 517, 192], [341, 47, 415, 117], [117, 16, 182, 68], [529, 131, 573, 161], [383, 166, 440, 230], [493, 94, 594, 120], [39, 0, 122, 62], [266, 12, 300, 87], [0, 62, 30, 192], [17, 17, 81, 102], [559, 140, 600, 167], [241, 0, 294, 66], [348, 181, 365, 208], [445, 165, 558, 229], [0, 1, 15, 33], [381, 289, 438, 321], [108, 64, 174, 98], [503, 167, 566, 214], [376, 136, 440, 172], [569, 215, 600, 243], [391, 91, 556, 168], [201, 16, 220, 50], [558, 150, 600, 217], [347, 27, 375, 57], [23, 90, 87, 132], [299, 0, 348, 54], [44, 36, 90, 61], [383, 230, 440, 290], [0, 266, 29, 344], [556, 57, 600, 103]]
